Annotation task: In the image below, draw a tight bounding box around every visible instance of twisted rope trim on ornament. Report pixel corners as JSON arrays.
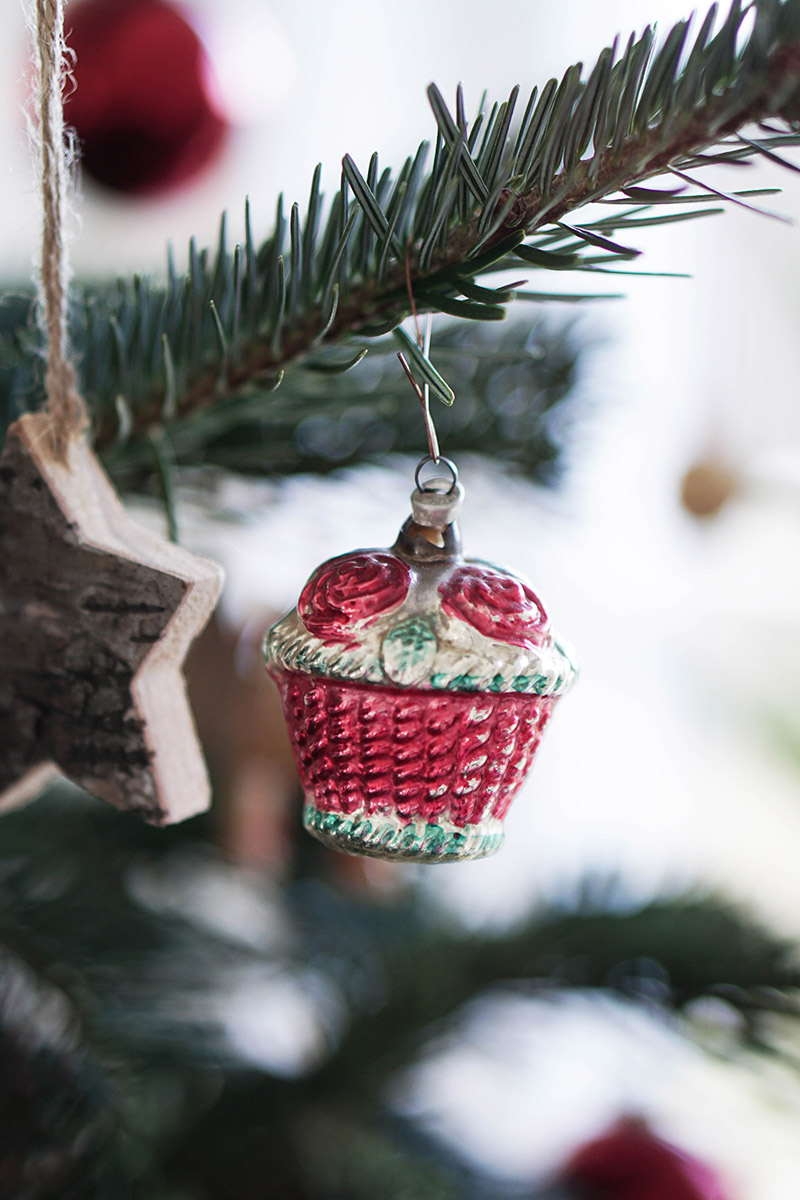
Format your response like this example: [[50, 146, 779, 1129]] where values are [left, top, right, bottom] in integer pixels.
[[303, 802, 505, 863], [264, 611, 577, 697]]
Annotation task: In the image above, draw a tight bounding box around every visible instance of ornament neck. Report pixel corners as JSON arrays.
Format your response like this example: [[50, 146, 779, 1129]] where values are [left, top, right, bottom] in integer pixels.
[[393, 515, 462, 562], [394, 462, 465, 560]]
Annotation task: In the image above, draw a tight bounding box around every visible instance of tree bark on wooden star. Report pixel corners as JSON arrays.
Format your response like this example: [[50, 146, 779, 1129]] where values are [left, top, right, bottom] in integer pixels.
[[0, 413, 223, 824]]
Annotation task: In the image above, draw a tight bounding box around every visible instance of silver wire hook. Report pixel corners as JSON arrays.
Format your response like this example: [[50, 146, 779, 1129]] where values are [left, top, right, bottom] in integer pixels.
[[396, 315, 442, 463]]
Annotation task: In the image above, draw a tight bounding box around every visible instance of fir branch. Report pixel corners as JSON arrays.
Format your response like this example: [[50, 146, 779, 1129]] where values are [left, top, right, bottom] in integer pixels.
[[310, 889, 800, 1098], [99, 317, 583, 492], [3, 791, 799, 1074], [2, 790, 799, 1194], [3, 0, 800, 466]]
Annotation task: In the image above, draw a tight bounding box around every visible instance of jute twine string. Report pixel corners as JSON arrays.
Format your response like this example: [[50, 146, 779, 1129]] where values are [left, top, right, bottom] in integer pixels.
[[34, 0, 87, 461]]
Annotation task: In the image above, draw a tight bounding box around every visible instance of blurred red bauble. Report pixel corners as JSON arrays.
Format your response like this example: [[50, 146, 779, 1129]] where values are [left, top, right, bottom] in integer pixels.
[[66, 0, 228, 196], [561, 1118, 729, 1200]]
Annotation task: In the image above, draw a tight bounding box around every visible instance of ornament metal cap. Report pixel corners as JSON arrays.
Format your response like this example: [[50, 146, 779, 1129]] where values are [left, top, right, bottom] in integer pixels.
[[398, 456, 464, 560], [410, 455, 464, 530]]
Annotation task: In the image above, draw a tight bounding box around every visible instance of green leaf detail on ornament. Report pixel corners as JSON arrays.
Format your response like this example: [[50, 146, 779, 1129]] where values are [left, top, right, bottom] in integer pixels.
[[381, 617, 437, 686], [321, 812, 342, 835], [511, 672, 552, 693], [450, 674, 480, 691], [424, 825, 446, 855], [400, 825, 421, 853]]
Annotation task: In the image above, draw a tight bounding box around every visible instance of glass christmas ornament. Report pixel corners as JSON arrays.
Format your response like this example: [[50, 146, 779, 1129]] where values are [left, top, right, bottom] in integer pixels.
[[264, 462, 576, 862], [67, 0, 228, 196], [562, 1118, 729, 1200]]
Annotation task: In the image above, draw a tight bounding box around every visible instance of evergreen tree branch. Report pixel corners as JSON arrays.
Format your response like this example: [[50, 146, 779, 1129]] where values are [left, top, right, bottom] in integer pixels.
[[2, 791, 799, 1195], [97, 318, 583, 492], [3, 0, 800, 473]]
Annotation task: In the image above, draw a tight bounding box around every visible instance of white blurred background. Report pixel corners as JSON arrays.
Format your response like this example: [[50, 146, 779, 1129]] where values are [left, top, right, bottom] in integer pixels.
[[6, 0, 800, 1193]]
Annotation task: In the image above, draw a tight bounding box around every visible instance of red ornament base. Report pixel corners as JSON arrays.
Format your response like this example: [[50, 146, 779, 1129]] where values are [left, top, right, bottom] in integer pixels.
[[277, 671, 555, 862]]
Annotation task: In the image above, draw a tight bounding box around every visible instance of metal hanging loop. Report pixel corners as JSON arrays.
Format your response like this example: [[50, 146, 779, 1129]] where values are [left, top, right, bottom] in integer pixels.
[[414, 455, 459, 495]]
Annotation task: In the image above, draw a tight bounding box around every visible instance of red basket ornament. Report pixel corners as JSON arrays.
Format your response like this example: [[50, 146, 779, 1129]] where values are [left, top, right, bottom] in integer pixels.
[[265, 476, 575, 862]]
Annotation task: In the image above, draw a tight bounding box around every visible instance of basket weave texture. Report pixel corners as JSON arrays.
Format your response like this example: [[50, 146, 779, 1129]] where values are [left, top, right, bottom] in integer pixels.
[[278, 670, 555, 828]]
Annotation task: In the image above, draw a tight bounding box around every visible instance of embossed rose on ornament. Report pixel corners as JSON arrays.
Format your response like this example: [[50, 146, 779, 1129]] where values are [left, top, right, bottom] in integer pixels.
[[439, 564, 549, 648], [299, 552, 410, 643]]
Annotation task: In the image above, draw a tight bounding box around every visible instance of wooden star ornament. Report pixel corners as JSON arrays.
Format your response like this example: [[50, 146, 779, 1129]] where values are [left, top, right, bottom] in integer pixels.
[[0, 412, 224, 824]]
